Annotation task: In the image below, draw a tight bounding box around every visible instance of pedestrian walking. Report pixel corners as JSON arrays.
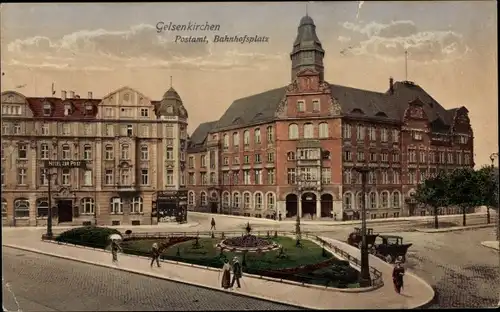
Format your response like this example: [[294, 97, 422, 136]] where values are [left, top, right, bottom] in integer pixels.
[[219, 258, 231, 289], [150, 242, 161, 268], [231, 256, 242, 288], [210, 217, 216, 231], [392, 257, 405, 294], [110, 240, 122, 263]]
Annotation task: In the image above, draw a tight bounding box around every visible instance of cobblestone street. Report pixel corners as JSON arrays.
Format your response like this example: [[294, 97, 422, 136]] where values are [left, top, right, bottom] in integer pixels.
[[2, 247, 298, 311]]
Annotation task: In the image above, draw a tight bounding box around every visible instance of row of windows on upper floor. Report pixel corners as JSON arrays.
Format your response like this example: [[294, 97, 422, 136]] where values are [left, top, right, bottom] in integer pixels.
[[342, 149, 472, 165], [37, 104, 157, 119], [341, 167, 463, 185], [188, 191, 277, 210], [1, 143, 184, 162], [1, 122, 187, 139], [221, 126, 275, 149], [1, 166, 180, 188], [343, 191, 402, 210]]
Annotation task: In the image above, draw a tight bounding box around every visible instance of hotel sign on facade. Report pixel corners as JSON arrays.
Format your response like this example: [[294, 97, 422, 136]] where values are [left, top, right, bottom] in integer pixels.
[[44, 160, 88, 168]]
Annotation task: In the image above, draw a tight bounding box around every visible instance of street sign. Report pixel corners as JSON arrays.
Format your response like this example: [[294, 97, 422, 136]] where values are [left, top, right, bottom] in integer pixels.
[[44, 160, 88, 169]]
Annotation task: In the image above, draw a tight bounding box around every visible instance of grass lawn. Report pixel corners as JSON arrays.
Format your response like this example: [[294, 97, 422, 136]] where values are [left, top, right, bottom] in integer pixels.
[[121, 236, 360, 288]]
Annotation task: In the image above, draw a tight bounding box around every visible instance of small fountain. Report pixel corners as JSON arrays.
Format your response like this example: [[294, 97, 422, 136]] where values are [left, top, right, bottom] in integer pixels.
[[216, 222, 280, 253]]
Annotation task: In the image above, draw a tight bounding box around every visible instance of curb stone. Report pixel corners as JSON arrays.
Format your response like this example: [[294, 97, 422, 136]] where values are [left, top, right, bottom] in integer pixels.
[[415, 223, 495, 233], [3, 244, 312, 310]]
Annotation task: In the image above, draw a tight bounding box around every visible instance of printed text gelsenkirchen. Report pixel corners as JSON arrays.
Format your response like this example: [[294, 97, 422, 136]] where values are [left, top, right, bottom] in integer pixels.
[[156, 21, 220, 33]]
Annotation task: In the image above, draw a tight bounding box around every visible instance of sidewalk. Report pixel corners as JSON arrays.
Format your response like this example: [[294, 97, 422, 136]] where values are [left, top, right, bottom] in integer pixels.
[[1, 221, 200, 232], [416, 223, 495, 233], [481, 241, 499, 251], [2, 232, 434, 309]]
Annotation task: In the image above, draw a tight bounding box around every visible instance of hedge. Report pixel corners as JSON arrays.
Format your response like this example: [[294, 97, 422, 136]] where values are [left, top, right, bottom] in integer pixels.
[[55, 226, 121, 249]]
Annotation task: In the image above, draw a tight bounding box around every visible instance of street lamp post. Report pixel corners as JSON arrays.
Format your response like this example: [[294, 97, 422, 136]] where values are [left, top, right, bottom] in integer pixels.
[[353, 166, 372, 287], [490, 153, 499, 239], [295, 174, 305, 247], [46, 171, 58, 238]]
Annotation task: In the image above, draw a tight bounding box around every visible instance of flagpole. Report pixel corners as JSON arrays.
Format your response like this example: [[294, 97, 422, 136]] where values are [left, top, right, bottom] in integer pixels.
[[405, 50, 408, 81]]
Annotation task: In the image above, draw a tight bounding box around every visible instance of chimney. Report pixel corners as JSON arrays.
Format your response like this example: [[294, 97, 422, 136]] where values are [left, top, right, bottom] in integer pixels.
[[389, 77, 394, 95], [88, 91, 93, 99], [61, 90, 67, 100], [69, 91, 75, 98]]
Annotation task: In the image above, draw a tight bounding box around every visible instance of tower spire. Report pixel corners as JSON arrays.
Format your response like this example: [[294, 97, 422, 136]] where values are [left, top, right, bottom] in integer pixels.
[[306, 3, 308, 16], [170, 76, 173, 88], [404, 50, 408, 81]]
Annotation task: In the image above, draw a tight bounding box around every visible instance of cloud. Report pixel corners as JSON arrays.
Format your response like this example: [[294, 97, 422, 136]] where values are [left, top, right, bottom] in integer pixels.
[[3, 24, 281, 72], [340, 20, 469, 63], [337, 36, 351, 43]]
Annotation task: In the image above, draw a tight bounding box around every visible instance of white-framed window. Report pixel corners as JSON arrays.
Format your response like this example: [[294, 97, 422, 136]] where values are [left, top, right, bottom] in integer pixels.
[[381, 170, 389, 184], [62, 123, 71, 135], [83, 170, 93, 186], [62, 168, 70, 185], [233, 192, 240, 208], [254, 193, 263, 209], [83, 145, 92, 160], [127, 125, 133, 136], [392, 129, 400, 142], [105, 169, 114, 185], [232, 132, 240, 147], [201, 155, 206, 167], [81, 198, 95, 215], [166, 148, 174, 160], [17, 168, 27, 185], [312, 99, 320, 112], [381, 128, 388, 142], [223, 134, 229, 149], [369, 192, 377, 209], [267, 169, 275, 184], [43, 103, 51, 116], [267, 152, 274, 163], [36, 198, 49, 218], [140, 145, 149, 160], [64, 104, 72, 116], [210, 172, 216, 184], [288, 124, 299, 139], [447, 152, 454, 164], [408, 148, 417, 163], [419, 149, 426, 163], [141, 125, 149, 137], [392, 191, 401, 208], [40, 144, 49, 159], [343, 192, 353, 210], [83, 124, 91, 136], [368, 171, 376, 184], [297, 100, 305, 112], [39, 168, 48, 185], [62, 144, 71, 160], [356, 125, 365, 140], [368, 127, 376, 141], [304, 123, 314, 138], [131, 196, 143, 213], [243, 192, 251, 209], [380, 191, 389, 208], [408, 170, 416, 184], [105, 145, 114, 160], [105, 124, 114, 137], [18, 143, 28, 159], [222, 192, 230, 207], [13, 123, 21, 134], [413, 131, 423, 140], [392, 170, 400, 184], [1, 168, 4, 186], [121, 144, 129, 160], [141, 169, 149, 185], [254, 169, 262, 185], [287, 168, 296, 184], [188, 192, 195, 205], [243, 130, 250, 146], [254, 128, 261, 144], [266, 126, 274, 143], [41, 124, 49, 135], [110, 197, 123, 214], [322, 168, 331, 184], [243, 170, 251, 185], [200, 192, 208, 206], [342, 124, 351, 139], [166, 170, 174, 185], [2, 198, 7, 218], [319, 122, 329, 138], [120, 168, 130, 185], [140, 108, 149, 117], [14, 198, 30, 218], [266, 193, 275, 210]]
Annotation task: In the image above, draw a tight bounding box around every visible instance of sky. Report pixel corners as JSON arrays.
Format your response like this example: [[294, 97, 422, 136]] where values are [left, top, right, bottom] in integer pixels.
[[1, 1, 497, 167]]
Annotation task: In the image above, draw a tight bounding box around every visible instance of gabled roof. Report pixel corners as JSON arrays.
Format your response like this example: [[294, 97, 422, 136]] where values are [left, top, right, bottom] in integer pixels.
[[189, 121, 217, 147]]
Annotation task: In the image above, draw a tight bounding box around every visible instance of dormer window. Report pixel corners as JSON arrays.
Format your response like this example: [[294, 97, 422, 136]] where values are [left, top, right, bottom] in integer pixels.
[[43, 103, 51, 116], [85, 104, 93, 114], [312, 100, 320, 112], [297, 100, 305, 112], [166, 106, 173, 114], [64, 104, 72, 116]]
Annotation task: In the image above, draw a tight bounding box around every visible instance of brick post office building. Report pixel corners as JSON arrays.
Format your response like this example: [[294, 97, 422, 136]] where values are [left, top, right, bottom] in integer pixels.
[[187, 15, 474, 220], [1, 86, 189, 227]]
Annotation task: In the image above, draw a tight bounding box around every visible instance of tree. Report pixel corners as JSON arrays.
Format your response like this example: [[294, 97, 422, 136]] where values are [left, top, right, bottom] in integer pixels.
[[475, 166, 499, 224], [448, 168, 480, 226], [414, 172, 450, 229]]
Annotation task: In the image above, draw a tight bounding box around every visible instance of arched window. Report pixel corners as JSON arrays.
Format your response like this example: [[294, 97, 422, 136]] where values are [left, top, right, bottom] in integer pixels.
[[80, 197, 95, 214], [131, 196, 143, 213], [243, 130, 250, 146], [243, 192, 251, 209], [304, 123, 314, 138], [222, 192, 230, 207], [254, 193, 263, 209], [254, 128, 261, 144], [200, 192, 208, 206], [36, 198, 49, 218], [14, 198, 30, 218], [232, 132, 240, 147], [369, 192, 377, 209], [288, 124, 299, 139], [319, 122, 329, 138], [343, 193, 353, 210], [110, 197, 123, 214], [223, 134, 229, 149], [380, 191, 389, 208], [62, 144, 70, 159], [233, 192, 240, 208], [188, 192, 195, 205], [1, 198, 7, 218], [343, 169, 352, 184], [392, 191, 401, 208], [368, 171, 376, 184], [266, 193, 275, 210]]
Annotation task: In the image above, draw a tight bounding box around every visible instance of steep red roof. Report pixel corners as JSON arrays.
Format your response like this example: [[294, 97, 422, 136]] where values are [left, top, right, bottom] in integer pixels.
[[26, 97, 101, 120]]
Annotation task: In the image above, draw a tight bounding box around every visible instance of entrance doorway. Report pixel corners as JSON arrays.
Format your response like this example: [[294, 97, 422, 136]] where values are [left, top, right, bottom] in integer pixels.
[[210, 202, 218, 213], [301, 192, 316, 217], [320, 194, 333, 218], [57, 199, 73, 223], [285, 194, 298, 218]]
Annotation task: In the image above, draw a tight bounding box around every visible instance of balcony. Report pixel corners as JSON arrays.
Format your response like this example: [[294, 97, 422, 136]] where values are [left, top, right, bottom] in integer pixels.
[[116, 184, 138, 193], [297, 180, 322, 192]]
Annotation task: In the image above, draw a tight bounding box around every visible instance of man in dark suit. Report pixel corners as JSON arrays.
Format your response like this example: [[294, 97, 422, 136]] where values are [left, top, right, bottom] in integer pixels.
[[231, 256, 242, 288]]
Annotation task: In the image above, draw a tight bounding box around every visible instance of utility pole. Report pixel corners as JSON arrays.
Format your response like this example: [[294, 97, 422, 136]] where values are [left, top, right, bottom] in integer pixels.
[[354, 166, 372, 287]]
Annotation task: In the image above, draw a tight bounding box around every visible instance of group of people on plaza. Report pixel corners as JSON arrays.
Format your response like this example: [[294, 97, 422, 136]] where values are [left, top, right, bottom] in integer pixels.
[[220, 256, 243, 289]]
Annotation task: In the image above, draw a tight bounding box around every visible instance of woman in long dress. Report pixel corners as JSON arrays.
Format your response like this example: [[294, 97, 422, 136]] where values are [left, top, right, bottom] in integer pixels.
[[221, 259, 231, 289]]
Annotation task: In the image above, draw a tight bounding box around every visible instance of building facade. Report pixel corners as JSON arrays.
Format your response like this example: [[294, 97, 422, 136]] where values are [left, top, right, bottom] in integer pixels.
[[1, 86, 189, 226], [188, 15, 474, 220]]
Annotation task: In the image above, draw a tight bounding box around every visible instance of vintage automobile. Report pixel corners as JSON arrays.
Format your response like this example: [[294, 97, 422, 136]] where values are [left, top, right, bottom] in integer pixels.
[[372, 235, 413, 263], [347, 227, 379, 248]]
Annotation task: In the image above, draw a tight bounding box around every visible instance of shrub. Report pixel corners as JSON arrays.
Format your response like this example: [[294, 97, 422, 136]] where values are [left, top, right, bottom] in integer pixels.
[[125, 230, 132, 235], [55, 226, 121, 249]]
